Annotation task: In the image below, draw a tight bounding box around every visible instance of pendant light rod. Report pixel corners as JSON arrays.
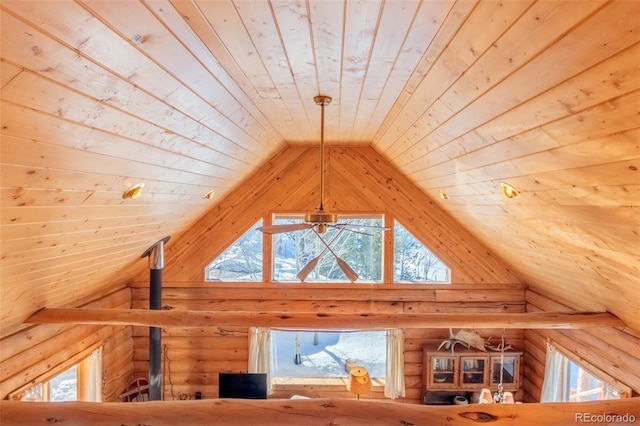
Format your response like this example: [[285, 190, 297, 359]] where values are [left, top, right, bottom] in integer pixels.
[[314, 95, 331, 211]]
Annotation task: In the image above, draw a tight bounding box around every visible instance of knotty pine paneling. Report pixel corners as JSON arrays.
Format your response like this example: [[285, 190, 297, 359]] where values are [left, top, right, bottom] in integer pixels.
[[155, 146, 521, 285], [130, 283, 525, 402], [376, 0, 640, 333], [0, 0, 638, 411], [0, 287, 133, 400], [0, 0, 285, 337]]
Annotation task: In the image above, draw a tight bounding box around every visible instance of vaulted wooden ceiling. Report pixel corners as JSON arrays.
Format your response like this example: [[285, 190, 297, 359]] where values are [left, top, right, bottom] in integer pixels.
[[1, 1, 638, 337]]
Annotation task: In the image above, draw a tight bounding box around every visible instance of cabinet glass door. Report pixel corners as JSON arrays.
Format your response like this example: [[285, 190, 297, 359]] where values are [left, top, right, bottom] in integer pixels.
[[491, 356, 517, 387], [431, 356, 457, 387], [461, 357, 486, 387]]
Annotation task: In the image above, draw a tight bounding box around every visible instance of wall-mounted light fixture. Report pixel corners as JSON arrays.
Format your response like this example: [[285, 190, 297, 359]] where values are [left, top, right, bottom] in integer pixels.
[[123, 183, 145, 199], [203, 190, 215, 199], [500, 182, 520, 199]]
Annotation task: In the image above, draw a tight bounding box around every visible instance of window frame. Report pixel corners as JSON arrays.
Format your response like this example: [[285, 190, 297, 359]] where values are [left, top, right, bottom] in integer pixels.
[[393, 219, 451, 283], [270, 329, 387, 385], [204, 219, 264, 282], [202, 211, 454, 285], [551, 341, 631, 400], [270, 212, 386, 283], [9, 345, 102, 401]]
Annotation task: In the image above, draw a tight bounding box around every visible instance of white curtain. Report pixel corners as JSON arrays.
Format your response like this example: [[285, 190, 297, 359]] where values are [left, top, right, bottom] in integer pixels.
[[384, 329, 406, 399], [248, 327, 273, 395], [20, 383, 43, 402], [85, 347, 103, 402], [540, 342, 567, 402]]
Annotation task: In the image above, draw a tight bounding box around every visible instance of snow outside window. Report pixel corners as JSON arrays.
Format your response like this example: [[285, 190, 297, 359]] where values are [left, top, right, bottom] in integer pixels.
[[393, 220, 450, 283], [541, 343, 626, 402], [272, 214, 384, 282], [205, 220, 263, 281], [17, 348, 102, 402], [271, 331, 386, 380]]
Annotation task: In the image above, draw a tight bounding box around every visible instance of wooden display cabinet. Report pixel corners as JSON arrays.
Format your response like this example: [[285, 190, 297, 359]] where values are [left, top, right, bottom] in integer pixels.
[[424, 345, 522, 392], [428, 354, 458, 388], [490, 354, 519, 388]]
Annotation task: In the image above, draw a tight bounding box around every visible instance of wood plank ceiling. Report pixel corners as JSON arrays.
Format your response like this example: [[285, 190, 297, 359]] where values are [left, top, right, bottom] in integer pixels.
[[1, 1, 638, 336]]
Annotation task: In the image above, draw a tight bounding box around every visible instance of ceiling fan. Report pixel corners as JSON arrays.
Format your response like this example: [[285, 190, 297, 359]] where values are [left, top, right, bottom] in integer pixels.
[[257, 95, 388, 282]]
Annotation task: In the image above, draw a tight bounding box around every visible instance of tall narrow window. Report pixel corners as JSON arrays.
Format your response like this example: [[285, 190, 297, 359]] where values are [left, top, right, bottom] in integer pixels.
[[49, 365, 78, 401], [393, 220, 450, 283], [272, 214, 383, 282], [205, 220, 263, 281]]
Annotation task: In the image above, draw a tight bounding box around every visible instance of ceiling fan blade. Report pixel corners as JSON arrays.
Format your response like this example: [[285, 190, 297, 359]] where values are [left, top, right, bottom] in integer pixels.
[[257, 223, 313, 234], [297, 228, 345, 281], [328, 225, 373, 237], [335, 257, 359, 282], [334, 223, 391, 231], [312, 228, 359, 282], [297, 256, 321, 282]]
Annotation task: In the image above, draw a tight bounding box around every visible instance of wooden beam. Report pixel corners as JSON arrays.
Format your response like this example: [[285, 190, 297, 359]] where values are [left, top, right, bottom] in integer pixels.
[[25, 308, 625, 329], [2, 398, 639, 426]]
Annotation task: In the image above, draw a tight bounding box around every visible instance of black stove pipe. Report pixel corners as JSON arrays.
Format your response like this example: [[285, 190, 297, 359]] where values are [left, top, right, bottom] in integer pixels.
[[141, 236, 170, 401]]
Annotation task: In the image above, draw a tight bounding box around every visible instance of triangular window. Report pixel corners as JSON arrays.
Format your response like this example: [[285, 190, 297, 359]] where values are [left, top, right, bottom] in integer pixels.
[[393, 220, 450, 283], [205, 220, 263, 281]]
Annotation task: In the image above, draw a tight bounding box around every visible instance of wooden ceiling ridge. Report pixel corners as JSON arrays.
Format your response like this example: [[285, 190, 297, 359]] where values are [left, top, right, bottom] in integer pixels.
[[25, 308, 625, 330]]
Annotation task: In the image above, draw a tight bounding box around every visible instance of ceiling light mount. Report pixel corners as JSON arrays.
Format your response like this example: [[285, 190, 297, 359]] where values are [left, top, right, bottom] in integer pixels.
[[123, 183, 145, 199], [314, 95, 332, 106], [256, 95, 387, 282], [500, 182, 520, 199]]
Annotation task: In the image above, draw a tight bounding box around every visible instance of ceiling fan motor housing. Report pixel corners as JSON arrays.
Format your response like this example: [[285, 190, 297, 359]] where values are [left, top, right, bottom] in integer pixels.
[[305, 210, 338, 233], [314, 95, 332, 106]]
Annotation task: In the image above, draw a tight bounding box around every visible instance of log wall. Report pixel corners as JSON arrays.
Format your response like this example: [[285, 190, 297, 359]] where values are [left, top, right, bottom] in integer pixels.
[[522, 289, 640, 402], [0, 287, 133, 401], [130, 282, 525, 402]]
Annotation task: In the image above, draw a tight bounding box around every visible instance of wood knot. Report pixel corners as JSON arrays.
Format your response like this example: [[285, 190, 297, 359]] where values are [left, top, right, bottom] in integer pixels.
[[459, 411, 498, 422]]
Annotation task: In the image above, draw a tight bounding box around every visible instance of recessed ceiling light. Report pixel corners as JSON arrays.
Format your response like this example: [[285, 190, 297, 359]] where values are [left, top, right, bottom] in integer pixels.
[[123, 183, 145, 199], [500, 182, 520, 199], [204, 190, 215, 199]]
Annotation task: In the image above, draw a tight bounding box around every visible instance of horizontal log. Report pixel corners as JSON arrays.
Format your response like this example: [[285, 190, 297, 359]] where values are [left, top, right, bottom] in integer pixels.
[[132, 298, 406, 314], [130, 282, 527, 301], [25, 308, 626, 329], [1, 398, 639, 426]]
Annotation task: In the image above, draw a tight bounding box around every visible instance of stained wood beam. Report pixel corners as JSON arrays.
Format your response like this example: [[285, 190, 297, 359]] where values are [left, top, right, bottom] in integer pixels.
[[2, 398, 639, 426], [25, 308, 625, 329]]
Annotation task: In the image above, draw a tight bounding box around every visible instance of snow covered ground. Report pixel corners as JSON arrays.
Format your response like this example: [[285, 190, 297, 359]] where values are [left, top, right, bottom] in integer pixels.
[[272, 331, 386, 379], [50, 365, 77, 401]]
